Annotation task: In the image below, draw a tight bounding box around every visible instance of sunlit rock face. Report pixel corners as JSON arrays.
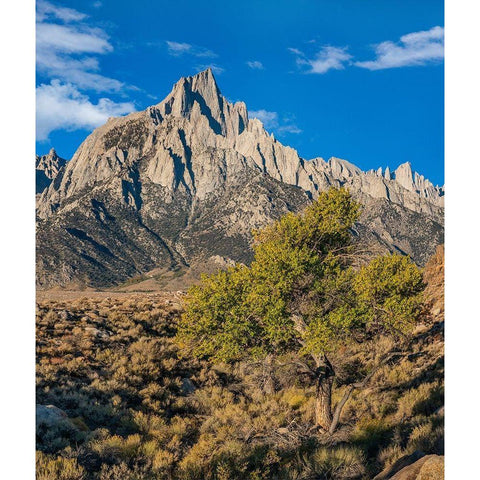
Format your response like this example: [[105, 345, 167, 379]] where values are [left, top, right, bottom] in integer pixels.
[[36, 69, 444, 288]]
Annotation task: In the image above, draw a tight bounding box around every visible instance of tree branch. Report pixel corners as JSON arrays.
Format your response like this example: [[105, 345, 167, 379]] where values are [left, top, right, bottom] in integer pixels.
[[328, 351, 405, 434]]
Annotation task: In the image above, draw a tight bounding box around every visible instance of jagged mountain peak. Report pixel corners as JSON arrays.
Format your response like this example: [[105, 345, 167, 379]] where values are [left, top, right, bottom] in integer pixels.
[[392, 161, 443, 196], [36, 147, 61, 166], [36, 148, 67, 195], [157, 68, 245, 137], [37, 70, 443, 213], [181, 67, 220, 96], [163, 68, 221, 111], [36, 70, 444, 288], [36, 148, 66, 172]]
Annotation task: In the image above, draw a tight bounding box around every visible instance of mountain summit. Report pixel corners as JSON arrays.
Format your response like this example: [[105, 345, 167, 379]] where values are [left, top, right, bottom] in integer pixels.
[[160, 68, 244, 135], [36, 69, 444, 288]]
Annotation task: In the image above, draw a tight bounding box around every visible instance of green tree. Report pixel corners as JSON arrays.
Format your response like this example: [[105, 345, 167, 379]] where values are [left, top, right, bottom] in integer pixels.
[[178, 188, 424, 433]]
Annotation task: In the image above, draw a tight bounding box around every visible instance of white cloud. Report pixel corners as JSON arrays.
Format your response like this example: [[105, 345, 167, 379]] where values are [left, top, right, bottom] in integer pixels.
[[288, 48, 303, 56], [37, 50, 124, 92], [166, 41, 192, 55], [36, 2, 136, 139], [246, 60, 264, 70], [36, 0, 87, 22], [165, 41, 223, 74], [36, 2, 125, 92], [37, 23, 112, 54], [355, 26, 444, 70], [249, 109, 301, 135], [36, 81, 135, 141], [166, 41, 217, 58], [289, 46, 352, 74]]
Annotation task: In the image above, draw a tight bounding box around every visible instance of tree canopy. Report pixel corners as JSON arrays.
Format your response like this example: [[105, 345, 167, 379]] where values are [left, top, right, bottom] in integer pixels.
[[177, 188, 425, 431]]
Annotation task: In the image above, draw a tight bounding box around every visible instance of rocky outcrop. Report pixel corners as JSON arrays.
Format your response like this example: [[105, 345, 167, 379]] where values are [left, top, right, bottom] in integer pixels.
[[36, 148, 67, 195], [423, 244, 445, 321], [374, 452, 444, 480], [36, 69, 444, 288]]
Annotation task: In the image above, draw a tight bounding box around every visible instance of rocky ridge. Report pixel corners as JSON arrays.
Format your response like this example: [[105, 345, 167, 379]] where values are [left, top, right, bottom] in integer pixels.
[[36, 69, 444, 288]]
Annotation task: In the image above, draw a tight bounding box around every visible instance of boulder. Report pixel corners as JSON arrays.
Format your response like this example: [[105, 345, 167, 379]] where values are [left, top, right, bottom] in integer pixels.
[[181, 378, 196, 394], [36, 404, 68, 426], [374, 453, 444, 480], [391, 455, 444, 480], [374, 451, 425, 480]]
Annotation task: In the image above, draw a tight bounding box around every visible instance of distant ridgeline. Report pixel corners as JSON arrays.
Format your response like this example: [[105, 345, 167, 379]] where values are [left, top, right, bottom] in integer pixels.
[[36, 68, 444, 289]]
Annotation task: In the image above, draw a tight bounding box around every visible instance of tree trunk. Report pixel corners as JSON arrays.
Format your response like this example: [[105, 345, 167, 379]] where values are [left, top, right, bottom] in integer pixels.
[[315, 375, 334, 430], [313, 355, 335, 431]]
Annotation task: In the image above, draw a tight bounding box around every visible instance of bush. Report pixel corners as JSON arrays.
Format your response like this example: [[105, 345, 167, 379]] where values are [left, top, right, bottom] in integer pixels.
[[295, 446, 365, 480], [36, 451, 86, 480], [396, 382, 443, 420]]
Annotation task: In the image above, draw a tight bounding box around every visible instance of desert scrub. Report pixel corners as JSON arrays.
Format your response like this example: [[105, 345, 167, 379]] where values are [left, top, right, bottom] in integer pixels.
[[377, 444, 408, 471], [406, 416, 444, 453], [351, 417, 394, 458], [395, 381, 443, 420], [36, 287, 443, 479], [294, 445, 365, 480], [36, 451, 86, 480]]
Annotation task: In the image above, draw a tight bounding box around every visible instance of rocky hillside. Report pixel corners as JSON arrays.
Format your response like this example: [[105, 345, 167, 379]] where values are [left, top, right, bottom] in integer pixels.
[[36, 69, 444, 288]]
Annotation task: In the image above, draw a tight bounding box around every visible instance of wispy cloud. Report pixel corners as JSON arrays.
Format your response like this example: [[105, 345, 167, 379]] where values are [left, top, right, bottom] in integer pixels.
[[37, 23, 111, 54], [355, 26, 444, 70], [277, 124, 302, 135], [36, 1, 135, 140], [246, 60, 264, 70], [36, 81, 135, 141], [250, 109, 301, 135], [36, 0, 87, 22], [166, 41, 217, 58], [250, 109, 278, 129], [196, 64, 225, 75], [164, 41, 224, 74], [289, 45, 352, 74]]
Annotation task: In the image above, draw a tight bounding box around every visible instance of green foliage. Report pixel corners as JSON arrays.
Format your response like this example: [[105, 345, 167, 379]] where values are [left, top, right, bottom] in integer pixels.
[[179, 188, 362, 362], [353, 254, 424, 336], [179, 189, 424, 364], [178, 265, 260, 362]]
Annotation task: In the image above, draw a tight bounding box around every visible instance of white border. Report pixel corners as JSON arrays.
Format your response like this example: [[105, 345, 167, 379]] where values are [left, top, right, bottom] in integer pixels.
[[445, 0, 480, 477], [0, 1, 36, 478], [0, 0, 475, 478]]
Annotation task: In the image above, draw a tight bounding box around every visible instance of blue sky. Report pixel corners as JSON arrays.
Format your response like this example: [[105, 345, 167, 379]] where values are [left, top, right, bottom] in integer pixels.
[[36, 0, 444, 185]]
